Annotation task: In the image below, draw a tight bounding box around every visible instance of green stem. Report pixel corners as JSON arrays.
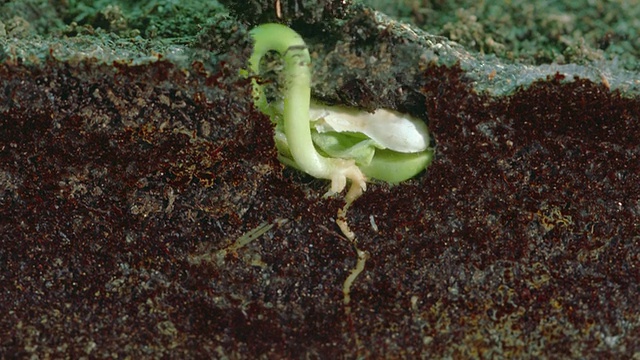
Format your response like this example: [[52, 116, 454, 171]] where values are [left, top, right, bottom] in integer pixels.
[[248, 23, 366, 198]]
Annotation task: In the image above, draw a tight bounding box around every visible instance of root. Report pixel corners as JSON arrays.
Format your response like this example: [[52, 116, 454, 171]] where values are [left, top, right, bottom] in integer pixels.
[[342, 246, 368, 315]]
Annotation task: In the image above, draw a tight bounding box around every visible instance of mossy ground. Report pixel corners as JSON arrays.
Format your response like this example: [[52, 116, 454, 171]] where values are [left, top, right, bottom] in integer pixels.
[[363, 0, 640, 71]]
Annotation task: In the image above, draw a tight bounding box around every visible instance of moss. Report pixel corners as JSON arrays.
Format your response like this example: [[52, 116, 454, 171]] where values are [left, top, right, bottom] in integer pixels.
[[362, 0, 640, 71]]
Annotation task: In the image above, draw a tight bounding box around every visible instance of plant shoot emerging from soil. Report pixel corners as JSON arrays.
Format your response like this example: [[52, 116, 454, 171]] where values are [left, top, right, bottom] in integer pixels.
[[245, 23, 434, 210]]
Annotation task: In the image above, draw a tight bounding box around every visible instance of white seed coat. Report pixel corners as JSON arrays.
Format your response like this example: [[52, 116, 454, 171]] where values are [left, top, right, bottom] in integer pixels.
[[310, 102, 430, 153]]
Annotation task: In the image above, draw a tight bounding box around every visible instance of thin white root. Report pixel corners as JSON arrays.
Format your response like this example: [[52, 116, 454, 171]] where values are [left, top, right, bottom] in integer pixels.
[[343, 247, 368, 315], [334, 162, 366, 240], [337, 202, 356, 241]]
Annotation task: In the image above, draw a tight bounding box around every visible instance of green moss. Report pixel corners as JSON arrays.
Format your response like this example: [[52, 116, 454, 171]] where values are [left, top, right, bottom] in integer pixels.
[[360, 0, 640, 71]]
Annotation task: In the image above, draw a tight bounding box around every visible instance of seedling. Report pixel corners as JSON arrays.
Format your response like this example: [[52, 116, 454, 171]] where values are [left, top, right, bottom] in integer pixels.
[[244, 23, 434, 321], [245, 23, 434, 211]]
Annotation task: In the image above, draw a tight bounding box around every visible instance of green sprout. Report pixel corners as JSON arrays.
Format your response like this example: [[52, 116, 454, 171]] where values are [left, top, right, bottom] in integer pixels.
[[244, 24, 434, 307], [246, 23, 434, 207]]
